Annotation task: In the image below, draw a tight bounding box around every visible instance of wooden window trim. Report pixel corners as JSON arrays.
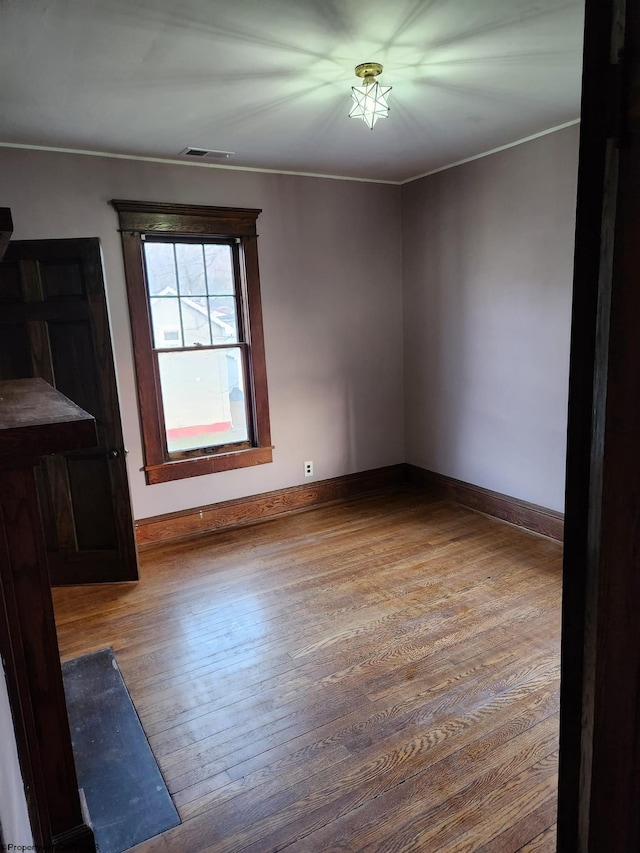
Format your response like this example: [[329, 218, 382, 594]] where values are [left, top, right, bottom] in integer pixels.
[[112, 200, 272, 485]]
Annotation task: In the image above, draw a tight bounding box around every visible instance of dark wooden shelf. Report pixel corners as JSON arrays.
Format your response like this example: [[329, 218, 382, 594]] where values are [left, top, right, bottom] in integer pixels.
[[0, 378, 97, 461], [0, 377, 97, 852]]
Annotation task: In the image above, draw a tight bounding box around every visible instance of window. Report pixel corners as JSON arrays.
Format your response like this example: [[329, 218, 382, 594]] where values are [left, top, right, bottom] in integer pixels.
[[112, 200, 272, 484]]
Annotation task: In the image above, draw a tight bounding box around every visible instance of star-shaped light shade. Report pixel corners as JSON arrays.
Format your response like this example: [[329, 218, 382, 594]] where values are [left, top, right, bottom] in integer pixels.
[[349, 80, 392, 129]]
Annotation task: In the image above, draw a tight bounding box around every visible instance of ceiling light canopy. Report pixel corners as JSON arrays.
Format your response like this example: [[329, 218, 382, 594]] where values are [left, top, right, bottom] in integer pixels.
[[349, 62, 392, 130]]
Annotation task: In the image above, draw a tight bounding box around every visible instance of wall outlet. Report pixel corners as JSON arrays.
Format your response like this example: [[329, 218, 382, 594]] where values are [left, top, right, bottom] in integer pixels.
[[304, 460, 313, 477]]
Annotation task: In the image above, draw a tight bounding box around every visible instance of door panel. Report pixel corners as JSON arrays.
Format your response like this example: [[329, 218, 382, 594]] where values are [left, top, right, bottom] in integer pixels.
[[0, 239, 138, 584], [48, 320, 102, 417], [0, 323, 31, 378], [67, 455, 119, 550]]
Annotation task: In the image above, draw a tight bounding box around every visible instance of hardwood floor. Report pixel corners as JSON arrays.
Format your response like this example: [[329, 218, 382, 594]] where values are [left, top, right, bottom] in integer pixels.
[[52, 488, 562, 853]]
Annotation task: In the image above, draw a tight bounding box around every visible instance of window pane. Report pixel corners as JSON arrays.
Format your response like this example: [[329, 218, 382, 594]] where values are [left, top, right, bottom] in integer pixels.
[[205, 244, 234, 295], [149, 296, 183, 348], [144, 242, 177, 296], [209, 296, 238, 343], [175, 243, 207, 295], [158, 348, 248, 453], [180, 297, 212, 346]]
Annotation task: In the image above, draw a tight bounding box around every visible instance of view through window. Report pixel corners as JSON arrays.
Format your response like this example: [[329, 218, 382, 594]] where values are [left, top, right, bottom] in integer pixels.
[[143, 239, 249, 455]]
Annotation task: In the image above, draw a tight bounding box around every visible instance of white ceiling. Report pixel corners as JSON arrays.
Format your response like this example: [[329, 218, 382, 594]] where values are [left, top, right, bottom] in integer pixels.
[[0, 0, 585, 183]]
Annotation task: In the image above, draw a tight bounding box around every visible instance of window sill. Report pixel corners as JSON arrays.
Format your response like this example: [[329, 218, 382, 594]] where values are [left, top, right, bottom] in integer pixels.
[[144, 445, 273, 485]]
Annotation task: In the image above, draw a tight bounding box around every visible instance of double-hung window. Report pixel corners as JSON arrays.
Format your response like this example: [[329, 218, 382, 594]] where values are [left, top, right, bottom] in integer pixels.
[[112, 201, 272, 484]]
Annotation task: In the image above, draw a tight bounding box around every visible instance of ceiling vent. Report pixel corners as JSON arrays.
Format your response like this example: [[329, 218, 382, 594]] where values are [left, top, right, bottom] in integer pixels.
[[180, 147, 234, 160]]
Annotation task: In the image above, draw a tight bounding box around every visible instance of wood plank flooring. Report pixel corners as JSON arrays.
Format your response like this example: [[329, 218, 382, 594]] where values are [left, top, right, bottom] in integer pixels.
[[52, 489, 562, 853]]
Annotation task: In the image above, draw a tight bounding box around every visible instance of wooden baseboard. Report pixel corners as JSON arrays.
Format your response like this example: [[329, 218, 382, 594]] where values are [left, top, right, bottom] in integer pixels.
[[136, 462, 563, 549], [135, 464, 406, 549], [405, 464, 564, 542]]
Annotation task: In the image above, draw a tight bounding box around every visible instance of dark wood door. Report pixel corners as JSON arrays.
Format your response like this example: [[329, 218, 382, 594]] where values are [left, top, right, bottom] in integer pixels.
[[0, 238, 138, 584], [557, 0, 640, 850]]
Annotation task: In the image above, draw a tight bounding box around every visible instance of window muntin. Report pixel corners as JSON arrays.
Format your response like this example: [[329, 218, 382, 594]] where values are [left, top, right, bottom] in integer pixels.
[[145, 240, 240, 347], [112, 200, 272, 484]]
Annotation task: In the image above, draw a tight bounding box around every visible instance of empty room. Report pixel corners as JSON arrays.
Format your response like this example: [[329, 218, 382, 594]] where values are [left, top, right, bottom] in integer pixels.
[[3, 1, 636, 852]]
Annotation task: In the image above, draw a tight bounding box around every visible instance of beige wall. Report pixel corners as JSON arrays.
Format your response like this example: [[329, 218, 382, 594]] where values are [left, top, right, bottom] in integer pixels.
[[402, 125, 579, 512], [0, 148, 404, 519], [0, 668, 33, 848], [1, 126, 578, 519]]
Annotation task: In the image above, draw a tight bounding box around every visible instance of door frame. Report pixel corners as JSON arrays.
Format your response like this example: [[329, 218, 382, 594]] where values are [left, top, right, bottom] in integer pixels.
[[557, 0, 640, 850]]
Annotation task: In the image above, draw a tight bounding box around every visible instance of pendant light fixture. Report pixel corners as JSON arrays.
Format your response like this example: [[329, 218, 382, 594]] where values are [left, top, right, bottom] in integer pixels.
[[349, 62, 392, 130]]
